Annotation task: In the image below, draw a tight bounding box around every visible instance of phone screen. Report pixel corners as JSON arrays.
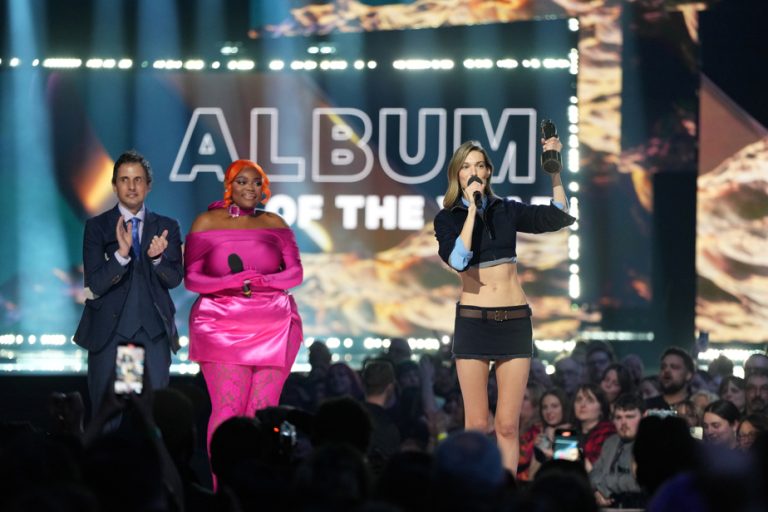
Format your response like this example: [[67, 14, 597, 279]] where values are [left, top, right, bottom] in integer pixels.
[[114, 343, 145, 395], [553, 429, 580, 461]]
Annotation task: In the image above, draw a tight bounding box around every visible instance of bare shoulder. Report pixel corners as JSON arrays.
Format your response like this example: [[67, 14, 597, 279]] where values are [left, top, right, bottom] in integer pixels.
[[260, 211, 289, 229], [189, 210, 226, 233]]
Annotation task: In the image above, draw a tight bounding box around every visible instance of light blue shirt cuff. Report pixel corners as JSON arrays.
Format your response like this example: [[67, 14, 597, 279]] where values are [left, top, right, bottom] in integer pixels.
[[449, 237, 473, 271], [551, 199, 568, 211]]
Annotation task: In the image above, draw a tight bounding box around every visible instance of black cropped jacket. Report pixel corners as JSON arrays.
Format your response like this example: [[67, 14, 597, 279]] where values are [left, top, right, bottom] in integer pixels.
[[433, 195, 576, 272]]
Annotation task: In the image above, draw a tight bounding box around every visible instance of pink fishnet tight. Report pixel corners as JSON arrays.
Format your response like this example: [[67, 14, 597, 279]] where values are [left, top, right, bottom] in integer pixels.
[[200, 362, 289, 453]]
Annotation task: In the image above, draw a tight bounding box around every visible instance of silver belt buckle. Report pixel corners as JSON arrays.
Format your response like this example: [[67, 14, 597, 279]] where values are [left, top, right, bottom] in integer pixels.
[[494, 310, 504, 322]]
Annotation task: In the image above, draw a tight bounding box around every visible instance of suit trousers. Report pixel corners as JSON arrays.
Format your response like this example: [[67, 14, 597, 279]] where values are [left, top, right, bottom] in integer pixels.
[[87, 327, 171, 421]]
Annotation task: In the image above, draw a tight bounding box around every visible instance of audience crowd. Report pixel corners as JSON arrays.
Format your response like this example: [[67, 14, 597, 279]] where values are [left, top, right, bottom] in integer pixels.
[[2, 339, 768, 511]]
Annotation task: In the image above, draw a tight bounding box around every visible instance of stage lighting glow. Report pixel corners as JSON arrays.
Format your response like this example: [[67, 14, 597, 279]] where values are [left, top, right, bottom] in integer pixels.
[[183, 59, 205, 70], [535, 339, 576, 353], [463, 58, 493, 69], [319, 59, 347, 70], [227, 59, 255, 71], [102, 59, 116, 68], [522, 59, 541, 69], [32, 59, 39, 66], [568, 104, 579, 122], [580, 331, 655, 342], [568, 234, 580, 261], [308, 46, 319, 54], [319, 45, 336, 55], [179, 336, 189, 347], [569, 48, 578, 75], [570, 221, 579, 231], [367, 61, 377, 69], [343, 338, 354, 348], [393, 59, 454, 71], [569, 197, 580, 218], [211, 61, 221, 69], [118, 59, 132, 69], [569, 18, 579, 31], [496, 59, 519, 69], [543, 58, 570, 69], [269, 59, 285, 70], [220, 44, 240, 55], [442, 335, 451, 345], [10, 57, 20, 67], [354, 60, 365, 70], [86, 58, 103, 68], [40, 335, 66, 346], [28, 335, 37, 344], [153, 59, 183, 69], [363, 337, 379, 349], [568, 149, 580, 172], [568, 134, 579, 149], [171, 362, 200, 375], [697, 348, 759, 364], [569, 274, 581, 299], [326, 337, 341, 349], [568, 182, 580, 192], [43, 58, 82, 68], [569, 263, 580, 274]]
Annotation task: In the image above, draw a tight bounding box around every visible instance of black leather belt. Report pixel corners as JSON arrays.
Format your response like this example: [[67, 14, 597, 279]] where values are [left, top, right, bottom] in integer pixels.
[[457, 306, 531, 322]]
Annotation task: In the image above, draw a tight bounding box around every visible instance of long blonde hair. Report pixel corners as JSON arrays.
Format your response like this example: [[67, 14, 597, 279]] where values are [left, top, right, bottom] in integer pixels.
[[442, 140, 495, 208]]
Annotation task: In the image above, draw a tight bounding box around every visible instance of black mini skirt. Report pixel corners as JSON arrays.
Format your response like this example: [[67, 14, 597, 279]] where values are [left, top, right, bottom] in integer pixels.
[[452, 303, 533, 360]]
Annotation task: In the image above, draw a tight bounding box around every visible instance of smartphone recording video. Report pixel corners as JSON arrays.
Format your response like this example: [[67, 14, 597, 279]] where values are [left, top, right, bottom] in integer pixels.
[[553, 428, 581, 461], [114, 343, 145, 395]]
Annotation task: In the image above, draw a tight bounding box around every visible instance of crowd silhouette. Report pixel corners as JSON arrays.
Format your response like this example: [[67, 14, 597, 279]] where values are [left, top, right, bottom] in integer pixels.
[[3, 339, 768, 512]]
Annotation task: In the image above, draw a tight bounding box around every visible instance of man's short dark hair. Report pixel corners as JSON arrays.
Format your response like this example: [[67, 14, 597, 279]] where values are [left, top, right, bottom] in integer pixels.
[[661, 347, 695, 374], [613, 393, 645, 415], [362, 360, 395, 396], [112, 149, 153, 184], [747, 367, 768, 382], [586, 340, 616, 361]]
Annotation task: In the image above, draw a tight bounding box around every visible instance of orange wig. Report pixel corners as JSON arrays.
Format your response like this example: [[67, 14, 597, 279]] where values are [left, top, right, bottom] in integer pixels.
[[223, 159, 272, 206]]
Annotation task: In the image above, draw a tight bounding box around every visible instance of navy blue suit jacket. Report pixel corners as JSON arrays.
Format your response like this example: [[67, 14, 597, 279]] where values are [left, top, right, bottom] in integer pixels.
[[74, 205, 183, 353]]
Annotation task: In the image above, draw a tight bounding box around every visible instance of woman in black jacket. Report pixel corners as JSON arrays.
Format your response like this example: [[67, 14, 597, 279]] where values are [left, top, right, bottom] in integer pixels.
[[433, 137, 575, 475]]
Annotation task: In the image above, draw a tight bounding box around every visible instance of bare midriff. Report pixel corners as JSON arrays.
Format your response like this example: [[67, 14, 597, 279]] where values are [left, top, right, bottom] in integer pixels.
[[458, 261, 527, 307]]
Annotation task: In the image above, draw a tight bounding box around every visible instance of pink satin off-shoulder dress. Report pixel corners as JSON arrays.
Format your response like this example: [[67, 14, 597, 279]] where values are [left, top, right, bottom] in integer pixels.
[[184, 228, 303, 368]]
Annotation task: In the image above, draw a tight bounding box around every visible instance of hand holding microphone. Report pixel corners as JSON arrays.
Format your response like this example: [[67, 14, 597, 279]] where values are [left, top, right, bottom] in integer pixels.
[[227, 253, 252, 297], [466, 175, 484, 210]]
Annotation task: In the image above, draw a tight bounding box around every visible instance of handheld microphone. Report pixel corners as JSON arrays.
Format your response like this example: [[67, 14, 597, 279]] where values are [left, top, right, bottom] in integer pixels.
[[540, 119, 563, 175], [227, 253, 251, 297], [467, 175, 484, 209]]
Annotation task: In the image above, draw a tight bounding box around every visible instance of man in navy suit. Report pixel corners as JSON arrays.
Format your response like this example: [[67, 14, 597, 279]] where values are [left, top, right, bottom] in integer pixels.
[[74, 150, 183, 417]]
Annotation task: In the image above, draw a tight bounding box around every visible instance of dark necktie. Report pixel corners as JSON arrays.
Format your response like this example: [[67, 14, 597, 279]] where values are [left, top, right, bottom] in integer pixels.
[[131, 217, 141, 261]]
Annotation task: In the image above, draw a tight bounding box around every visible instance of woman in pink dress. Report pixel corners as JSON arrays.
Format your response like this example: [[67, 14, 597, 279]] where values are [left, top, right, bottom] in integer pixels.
[[184, 159, 303, 453]]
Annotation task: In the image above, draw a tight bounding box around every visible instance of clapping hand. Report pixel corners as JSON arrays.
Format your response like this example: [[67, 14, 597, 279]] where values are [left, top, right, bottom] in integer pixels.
[[116, 217, 133, 258], [147, 229, 169, 259]]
